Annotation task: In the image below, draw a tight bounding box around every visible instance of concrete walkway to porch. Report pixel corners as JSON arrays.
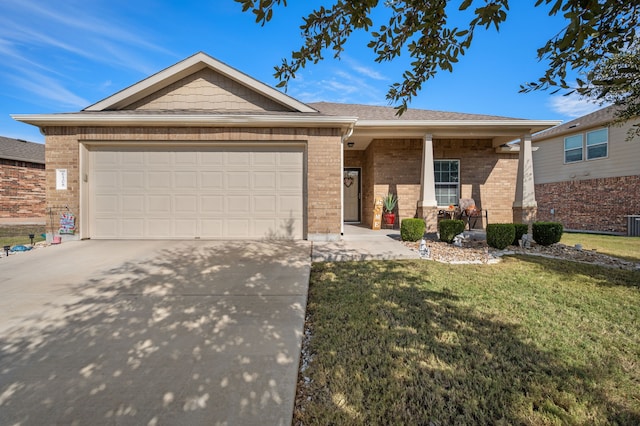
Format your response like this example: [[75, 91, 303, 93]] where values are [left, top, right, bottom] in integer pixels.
[[311, 224, 422, 262]]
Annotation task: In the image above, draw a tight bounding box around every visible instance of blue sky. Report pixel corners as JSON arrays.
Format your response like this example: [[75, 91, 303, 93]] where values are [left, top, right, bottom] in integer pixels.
[[1, 0, 602, 144]]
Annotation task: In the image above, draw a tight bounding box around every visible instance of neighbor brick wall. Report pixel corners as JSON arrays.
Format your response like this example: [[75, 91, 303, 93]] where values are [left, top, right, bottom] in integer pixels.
[[535, 175, 640, 233], [354, 138, 519, 229], [43, 126, 343, 238], [0, 161, 46, 219]]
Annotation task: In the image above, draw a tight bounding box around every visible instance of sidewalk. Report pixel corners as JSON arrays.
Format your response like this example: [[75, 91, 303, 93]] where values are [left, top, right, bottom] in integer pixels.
[[311, 224, 421, 261]]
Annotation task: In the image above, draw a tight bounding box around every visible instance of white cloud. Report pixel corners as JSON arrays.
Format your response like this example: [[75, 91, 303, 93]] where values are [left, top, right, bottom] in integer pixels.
[[343, 56, 387, 81], [7, 70, 89, 108], [549, 93, 602, 118]]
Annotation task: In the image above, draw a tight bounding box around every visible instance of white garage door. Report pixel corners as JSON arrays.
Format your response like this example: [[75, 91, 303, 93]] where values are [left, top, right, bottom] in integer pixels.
[[90, 146, 304, 239]]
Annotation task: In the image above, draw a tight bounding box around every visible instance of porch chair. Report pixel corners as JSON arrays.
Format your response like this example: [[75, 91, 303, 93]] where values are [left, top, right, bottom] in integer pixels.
[[457, 198, 485, 230]]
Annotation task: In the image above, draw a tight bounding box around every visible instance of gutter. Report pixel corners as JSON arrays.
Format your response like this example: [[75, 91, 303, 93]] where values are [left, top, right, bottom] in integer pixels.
[[11, 113, 359, 129]]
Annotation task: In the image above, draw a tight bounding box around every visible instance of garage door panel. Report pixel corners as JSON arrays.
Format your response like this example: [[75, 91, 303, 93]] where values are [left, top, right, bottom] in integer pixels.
[[278, 172, 303, 191], [175, 195, 198, 213], [226, 219, 250, 237], [227, 195, 250, 213], [279, 195, 303, 214], [253, 171, 276, 190], [227, 151, 251, 166], [147, 195, 171, 214], [147, 219, 172, 237], [122, 171, 145, 190], [122, 219, 145, 237], [226, 172, 250, 190], [94, 171, 119, 190], [94, 218, 118, 238], [148, 172, 171, 190], [254, 195, 277, 214], [122, 152, 144, 166], [122, 196, 144, 214], [175, 151, 197, 165], [95, 195, 119, 213], [175, 219, 197, 236], [200, 171, 224, 189], [199, 151, 224, 166], [91, 147, 304, 239], [175, 171, 198, 188], [200, 219, 223, 237], [200, 196, 224, 214], [253, 152, 277, 166], [147, 152, 172, 166]]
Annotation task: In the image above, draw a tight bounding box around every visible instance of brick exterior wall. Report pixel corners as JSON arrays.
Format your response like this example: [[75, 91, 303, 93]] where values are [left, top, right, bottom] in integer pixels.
[[535, 175, 640, 233], [0, 161, 46, 219], [43, 126, 343, 239], [346, 138, 520, 229]]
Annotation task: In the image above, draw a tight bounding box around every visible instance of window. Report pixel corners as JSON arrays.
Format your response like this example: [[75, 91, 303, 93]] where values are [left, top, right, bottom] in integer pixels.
[[564, 134, 583, 163], [586, 128, 608, 160], [434, 160, 459, 206]]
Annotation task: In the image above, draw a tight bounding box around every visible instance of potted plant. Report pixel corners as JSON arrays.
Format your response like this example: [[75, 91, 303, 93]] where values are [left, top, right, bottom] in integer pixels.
[[382, 193, 397, 225]]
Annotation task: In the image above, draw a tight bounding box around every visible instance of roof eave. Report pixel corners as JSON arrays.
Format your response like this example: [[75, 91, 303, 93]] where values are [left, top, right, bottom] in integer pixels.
[[11, 113, 358, 129], [356, 119, 561, 132]]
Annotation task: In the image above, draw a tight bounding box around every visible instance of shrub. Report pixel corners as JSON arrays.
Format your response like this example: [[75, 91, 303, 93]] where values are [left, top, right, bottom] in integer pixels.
[[532, 222, 563, 246], [439, 219, 465, 243], [513, 223, 529, 245], [401, 218, 426, 242], [487, 223, 516, 250]]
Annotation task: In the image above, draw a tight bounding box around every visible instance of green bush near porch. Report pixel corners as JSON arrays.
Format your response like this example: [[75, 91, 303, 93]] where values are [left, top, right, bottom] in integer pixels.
[[512, 223, 529, 245], [487, 223, 516, 249], [400, 218, 425, 242], [533, 222, 564, 246], [438, 219, 465, 243]]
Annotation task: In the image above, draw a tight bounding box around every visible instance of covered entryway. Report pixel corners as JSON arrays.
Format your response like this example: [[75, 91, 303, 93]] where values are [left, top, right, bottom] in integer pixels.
[[89, 145, 304, 239], [343, 168, 361, 222]]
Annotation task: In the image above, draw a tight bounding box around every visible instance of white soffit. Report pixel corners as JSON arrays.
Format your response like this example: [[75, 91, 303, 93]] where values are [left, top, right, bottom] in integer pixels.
[[84, 52, 317, 113]]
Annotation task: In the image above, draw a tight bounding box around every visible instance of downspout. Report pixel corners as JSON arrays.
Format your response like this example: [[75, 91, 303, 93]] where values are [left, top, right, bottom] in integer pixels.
[[340, 123, 355, 236]]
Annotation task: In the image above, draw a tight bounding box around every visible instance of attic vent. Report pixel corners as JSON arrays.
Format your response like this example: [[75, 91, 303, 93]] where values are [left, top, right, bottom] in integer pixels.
[[568, 123, 580, 129]]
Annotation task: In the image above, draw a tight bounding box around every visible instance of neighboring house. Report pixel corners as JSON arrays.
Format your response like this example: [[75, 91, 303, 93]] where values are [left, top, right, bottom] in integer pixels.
[[0, 135, 46, 222], [12, 52, 559, 241], [532, 106, 640, 234]]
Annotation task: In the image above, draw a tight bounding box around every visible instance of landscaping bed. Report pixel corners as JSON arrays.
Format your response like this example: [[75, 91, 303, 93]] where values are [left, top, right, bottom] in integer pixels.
[[402, 234, 640, 271]]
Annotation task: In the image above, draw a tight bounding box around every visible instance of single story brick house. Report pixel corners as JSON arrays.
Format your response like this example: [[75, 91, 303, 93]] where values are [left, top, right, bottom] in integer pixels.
[[0, 135, 46, 223], [532, 105, 640, 235], [13, 52, 559, 241]]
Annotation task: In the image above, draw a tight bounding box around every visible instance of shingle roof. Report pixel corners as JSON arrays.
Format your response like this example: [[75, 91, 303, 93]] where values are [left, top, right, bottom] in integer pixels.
[[308, 101, 523, 121], [0, 136, 45, 164], [533, 105, 620, 141]]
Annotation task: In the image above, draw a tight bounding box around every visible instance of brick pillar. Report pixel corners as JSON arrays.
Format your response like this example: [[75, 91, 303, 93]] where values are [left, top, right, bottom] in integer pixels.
[[513, 134, 537, 229]]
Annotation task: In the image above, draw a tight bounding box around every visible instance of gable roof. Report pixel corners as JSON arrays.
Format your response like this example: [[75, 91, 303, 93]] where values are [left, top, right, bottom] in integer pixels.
[[86, 52, 317, 113], [0, 136, 45, 164]]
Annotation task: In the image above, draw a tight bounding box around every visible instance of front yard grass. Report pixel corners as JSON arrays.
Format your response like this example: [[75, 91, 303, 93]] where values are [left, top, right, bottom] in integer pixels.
[[296, 257, 640, 425], [561, 233, 640, 263]]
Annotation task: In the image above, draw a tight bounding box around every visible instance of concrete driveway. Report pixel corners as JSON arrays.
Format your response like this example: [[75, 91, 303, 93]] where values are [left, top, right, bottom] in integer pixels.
[[0, 240, 311, 426]]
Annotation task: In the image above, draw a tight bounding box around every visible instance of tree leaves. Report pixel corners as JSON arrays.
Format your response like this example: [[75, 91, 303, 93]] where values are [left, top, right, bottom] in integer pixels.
[[238, 0, 639, 121]]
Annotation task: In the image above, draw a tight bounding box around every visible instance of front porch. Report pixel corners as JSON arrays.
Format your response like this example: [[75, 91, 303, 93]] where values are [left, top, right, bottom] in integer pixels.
[[343, 134, 538, 233]]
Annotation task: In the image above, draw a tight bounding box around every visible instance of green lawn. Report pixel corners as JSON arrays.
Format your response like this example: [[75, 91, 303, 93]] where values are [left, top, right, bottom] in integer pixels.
[[296, 257, 640, 425], [561, 233, 640, 262]]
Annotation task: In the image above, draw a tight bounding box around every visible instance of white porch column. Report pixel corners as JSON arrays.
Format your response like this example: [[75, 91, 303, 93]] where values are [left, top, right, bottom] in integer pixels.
[[419, 133, 437, 208], [513, 133, 537, 225], [418, 133, 439, 231]]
